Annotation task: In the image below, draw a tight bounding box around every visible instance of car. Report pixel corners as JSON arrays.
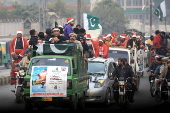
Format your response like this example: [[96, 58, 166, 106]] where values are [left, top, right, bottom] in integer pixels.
[[108, 47, 141, 91], [85, 57, 117, 106]]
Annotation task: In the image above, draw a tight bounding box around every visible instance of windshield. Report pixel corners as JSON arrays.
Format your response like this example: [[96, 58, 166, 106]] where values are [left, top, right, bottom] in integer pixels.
[[27, 58, 70, 75], [108, 50, 129, 63], [88, 62, 105, 74]]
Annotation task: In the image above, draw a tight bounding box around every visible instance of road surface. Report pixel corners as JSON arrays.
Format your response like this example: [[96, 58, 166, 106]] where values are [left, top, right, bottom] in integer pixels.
[[0, 68, 169, 112]]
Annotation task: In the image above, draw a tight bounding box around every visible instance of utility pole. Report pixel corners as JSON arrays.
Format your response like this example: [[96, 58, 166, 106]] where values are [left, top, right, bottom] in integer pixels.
[[150, 0, 152, 35], [77, 0, 81, 25], [39, 0, 47, 32]]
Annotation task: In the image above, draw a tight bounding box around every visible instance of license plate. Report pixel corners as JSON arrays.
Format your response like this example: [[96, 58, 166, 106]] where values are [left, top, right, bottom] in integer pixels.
[[168, 82, 170, 86], [43, 97, 52, 101]]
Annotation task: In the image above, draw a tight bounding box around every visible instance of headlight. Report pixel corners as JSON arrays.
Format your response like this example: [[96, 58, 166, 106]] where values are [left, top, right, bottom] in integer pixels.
[[119, 81, 125, 85], [19, 70, 25, 76], [94, 83, 102, 88], [168, 82, 170, 86], [98, 79, 105, 85], [94, 79, 105, 88]]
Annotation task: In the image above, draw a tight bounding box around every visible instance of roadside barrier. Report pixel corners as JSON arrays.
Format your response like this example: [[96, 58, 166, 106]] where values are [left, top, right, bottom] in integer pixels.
[[0, 75, 10, 85]]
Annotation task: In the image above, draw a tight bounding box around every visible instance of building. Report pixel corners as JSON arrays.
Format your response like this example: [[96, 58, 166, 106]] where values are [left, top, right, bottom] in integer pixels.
[[90, 0, 165, 34]]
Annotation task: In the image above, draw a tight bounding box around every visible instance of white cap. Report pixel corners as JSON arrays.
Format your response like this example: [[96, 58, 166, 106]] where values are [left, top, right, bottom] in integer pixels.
[[17, 30, 23, 35]]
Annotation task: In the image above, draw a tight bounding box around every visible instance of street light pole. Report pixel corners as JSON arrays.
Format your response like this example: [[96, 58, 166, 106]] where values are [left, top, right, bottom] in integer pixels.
[[150, 0, 152, 35], [77, 0, 81, 25]]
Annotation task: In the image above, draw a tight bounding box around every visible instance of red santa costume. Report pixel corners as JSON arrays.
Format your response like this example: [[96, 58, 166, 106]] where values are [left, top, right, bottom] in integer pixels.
[[10, 30, 29, 85], [10, 30, 29, 63], [98, 39, 108, 59]]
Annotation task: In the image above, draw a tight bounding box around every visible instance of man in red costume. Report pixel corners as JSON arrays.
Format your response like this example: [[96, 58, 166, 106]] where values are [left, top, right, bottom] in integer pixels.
[[10, 30, 29, 85], [98, 39, 108, 59], [10, 30, 29, 63]]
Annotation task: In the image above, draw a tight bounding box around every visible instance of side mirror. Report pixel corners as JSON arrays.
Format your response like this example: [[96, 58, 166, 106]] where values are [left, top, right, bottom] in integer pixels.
[[130, 59, 134, 64], [73, 68, 77, 74]]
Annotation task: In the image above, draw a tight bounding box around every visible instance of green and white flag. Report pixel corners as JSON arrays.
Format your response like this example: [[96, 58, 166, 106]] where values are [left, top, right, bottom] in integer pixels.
[[83, 13, 100, 30], [154, 0, 166, 21]]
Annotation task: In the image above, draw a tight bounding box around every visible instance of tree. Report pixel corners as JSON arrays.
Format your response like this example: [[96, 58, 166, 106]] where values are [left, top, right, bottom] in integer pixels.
[[91, 0, 129, 35], [12, 2, 39, 20], [47, 0, 76, 18]]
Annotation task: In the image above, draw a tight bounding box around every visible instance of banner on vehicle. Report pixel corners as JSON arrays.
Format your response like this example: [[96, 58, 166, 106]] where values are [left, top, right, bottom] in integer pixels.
[[30, 66, 68, 97]]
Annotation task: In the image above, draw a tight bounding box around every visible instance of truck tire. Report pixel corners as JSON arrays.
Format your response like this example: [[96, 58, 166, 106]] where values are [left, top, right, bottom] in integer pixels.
[[16, 86, 22, 103], [25, 101, 33, 111], [69, 96, 78, 111], [77, 94, 85, 110]]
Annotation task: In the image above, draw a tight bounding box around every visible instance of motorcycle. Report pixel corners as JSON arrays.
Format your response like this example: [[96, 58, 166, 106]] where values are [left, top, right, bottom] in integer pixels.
[[115, 77, 133, 109], [149, 70, 160, 100], [160, 78, 170, 103], [11, 66, 27, 103]]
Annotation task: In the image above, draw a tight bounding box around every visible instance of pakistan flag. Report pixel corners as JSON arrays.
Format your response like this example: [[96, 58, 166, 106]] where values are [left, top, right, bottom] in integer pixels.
[[83, 13, 100, 30]]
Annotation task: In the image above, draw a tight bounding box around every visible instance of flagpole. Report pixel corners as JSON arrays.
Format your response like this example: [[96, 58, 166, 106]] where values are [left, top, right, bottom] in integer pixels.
[[149, 0, 152, 36], [164, 0, 167, 32], [165, 17, 167, 32]]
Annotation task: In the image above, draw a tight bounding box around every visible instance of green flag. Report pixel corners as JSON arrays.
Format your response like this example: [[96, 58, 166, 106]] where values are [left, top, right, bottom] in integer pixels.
[[83, 13, 100, 30], [154, 0, 166, 21]]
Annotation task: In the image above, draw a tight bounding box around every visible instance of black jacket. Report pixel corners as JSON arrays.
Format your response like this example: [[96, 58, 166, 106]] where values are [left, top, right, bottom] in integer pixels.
[[112, 65, 135, 79]]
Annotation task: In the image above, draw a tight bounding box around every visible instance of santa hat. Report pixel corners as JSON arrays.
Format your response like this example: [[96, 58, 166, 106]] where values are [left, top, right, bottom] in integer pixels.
[[17, 30, 23, 35], [120, 34, 126, 38], [67, 17, 74, 24], [136, 35, 140, 39], [85, 34, 92, 39], [99, 38, 103, 42], [111, 32, 117, 37], [106, 33, 112, 38], [132, 34, 137, 38]]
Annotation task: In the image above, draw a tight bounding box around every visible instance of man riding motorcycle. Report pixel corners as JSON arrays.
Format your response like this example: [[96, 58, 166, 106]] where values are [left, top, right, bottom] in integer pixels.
[[110, 58, 135, 103]]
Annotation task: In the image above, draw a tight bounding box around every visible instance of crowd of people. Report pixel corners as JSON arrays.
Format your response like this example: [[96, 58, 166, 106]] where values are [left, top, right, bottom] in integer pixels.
[[9, 16, 170, 105], [146, 30, 170, 104]]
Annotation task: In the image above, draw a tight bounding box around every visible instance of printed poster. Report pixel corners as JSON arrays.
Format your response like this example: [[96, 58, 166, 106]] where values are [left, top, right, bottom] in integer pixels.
[[30, 66, 68, 97]]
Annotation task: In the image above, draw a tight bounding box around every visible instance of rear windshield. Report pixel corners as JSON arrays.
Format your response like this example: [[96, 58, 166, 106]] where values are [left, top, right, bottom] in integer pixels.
[[108, 50, 129, 62], [27, 58, 70, 75], [88, 62, 105, 74]]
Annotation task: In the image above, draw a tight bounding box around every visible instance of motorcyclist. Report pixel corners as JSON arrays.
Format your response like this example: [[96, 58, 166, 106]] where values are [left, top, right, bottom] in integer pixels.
[[110, 58, 135, 103], [147, 55, 160, 72], [159, 59, 170, 103]]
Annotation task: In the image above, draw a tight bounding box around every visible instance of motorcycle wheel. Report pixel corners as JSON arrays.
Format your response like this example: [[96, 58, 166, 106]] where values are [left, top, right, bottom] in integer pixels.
[[119, 95, 126, 109], [150, 81, 155, 97], [16, 86, 22, 103], [168, 90, 170, 103]]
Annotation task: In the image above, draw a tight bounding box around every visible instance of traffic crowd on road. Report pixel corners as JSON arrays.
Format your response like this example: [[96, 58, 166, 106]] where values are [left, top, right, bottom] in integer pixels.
[[9, 17, 170, 108]]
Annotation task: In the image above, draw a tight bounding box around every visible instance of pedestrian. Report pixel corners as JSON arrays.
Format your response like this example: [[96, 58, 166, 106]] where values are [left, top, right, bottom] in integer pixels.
[[63, 17, 75, 40]]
